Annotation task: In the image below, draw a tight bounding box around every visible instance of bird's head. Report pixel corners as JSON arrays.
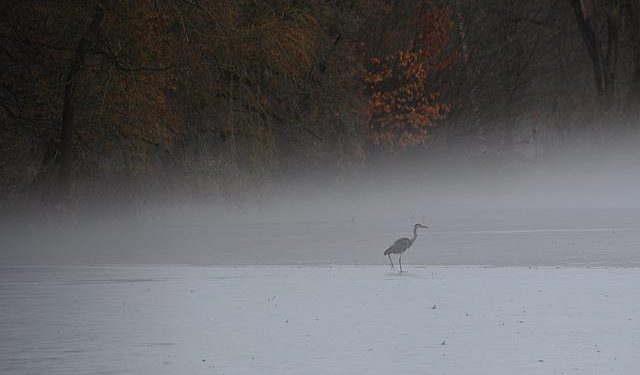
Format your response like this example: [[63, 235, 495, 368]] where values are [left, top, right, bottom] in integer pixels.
[[415, 223, 429, 230]]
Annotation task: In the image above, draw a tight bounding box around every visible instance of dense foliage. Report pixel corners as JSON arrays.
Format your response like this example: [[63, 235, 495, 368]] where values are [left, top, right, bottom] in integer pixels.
[[2, 0, 640, 204]]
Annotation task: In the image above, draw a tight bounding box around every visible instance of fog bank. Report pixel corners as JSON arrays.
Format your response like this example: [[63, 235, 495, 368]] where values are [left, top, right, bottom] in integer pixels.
[[3, 147, 640, 266]]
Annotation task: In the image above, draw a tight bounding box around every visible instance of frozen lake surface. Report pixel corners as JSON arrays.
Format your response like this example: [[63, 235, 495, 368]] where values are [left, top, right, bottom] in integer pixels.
[[1, 266, 639, 374], [3, 207, 640, 266]]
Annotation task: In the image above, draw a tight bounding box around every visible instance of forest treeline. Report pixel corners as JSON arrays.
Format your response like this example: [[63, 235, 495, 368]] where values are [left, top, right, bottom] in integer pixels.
[[2, 0, 640, 205]]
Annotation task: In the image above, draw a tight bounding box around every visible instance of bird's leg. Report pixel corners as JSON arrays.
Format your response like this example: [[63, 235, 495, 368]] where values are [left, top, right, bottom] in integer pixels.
[[399, 254, 403, 273], [388, 254, 395, 271]]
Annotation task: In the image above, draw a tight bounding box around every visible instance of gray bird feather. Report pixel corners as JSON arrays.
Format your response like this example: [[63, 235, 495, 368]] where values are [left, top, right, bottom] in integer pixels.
[[383, 223, 429, 255], [384, 238, 413, 255]]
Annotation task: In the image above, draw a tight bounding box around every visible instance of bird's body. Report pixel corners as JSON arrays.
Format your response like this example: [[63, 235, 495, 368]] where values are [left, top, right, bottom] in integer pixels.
[[384, 223, 429, 272], [384, 238, 413, 255]]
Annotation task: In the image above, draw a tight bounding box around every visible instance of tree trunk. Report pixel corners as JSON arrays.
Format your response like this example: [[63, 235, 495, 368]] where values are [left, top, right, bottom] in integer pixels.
[[626, 1, 640, 110], [56, 5, 103, 199], [569, 0, 620, 108], [59, 77, 75, 194]]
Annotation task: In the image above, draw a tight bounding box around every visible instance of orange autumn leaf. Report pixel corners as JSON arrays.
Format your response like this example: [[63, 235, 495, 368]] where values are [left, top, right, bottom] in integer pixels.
[[365, 0, 456, 150]]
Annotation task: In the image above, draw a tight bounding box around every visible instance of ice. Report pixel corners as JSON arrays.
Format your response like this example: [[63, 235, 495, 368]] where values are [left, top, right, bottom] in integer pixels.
[[3, 206, 640, 266], [1, 265, 639, 374]]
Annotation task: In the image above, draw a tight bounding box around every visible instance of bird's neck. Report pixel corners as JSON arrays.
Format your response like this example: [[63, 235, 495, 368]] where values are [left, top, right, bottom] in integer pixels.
[[411, 227, 418, 243]]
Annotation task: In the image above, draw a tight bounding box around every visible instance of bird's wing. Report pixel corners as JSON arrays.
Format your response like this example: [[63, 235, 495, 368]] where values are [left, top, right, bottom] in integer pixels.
[[384, 237, 411, 254], [393, 237, 412, 248]]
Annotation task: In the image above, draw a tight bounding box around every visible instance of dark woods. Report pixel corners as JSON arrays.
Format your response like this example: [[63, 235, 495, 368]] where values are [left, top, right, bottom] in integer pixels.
[[2, 0, 640, 207]]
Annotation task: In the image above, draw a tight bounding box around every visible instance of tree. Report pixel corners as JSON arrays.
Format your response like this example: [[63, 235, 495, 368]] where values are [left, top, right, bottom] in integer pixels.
[[364, 0, 455, 150], [624, 1, 640, 111], [59, 5, 104, 196], [570, 0, 621, 105]]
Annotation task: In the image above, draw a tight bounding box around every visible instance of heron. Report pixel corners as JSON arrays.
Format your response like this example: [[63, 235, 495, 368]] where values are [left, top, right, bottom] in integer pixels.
[[384, 223, 429, 273]]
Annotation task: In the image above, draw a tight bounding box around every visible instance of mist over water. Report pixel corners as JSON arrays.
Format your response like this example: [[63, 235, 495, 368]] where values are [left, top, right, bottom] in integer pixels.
[[2, 145, 640, 267]]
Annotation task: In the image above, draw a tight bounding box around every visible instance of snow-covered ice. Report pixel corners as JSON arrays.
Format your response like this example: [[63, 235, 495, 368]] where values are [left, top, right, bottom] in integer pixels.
[[1, 265, 639, 374]]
